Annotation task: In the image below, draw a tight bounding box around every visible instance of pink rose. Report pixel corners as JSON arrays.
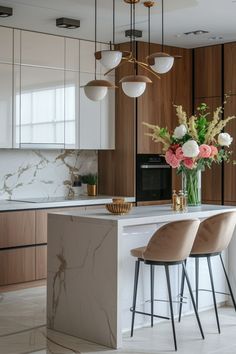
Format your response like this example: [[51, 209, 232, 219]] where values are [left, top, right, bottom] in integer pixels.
[[165, 149, 174, 165], [199, 144, 212, 158], [165, 149, 180, 168], [210, 145, 218, 158], [176, 147, 184, 161], [183, 158, 195, 169]]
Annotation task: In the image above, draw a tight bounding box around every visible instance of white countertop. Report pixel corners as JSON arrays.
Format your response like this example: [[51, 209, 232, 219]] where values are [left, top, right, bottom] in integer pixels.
[[0, 196, 135, 212], [53, 204, 236, 227]]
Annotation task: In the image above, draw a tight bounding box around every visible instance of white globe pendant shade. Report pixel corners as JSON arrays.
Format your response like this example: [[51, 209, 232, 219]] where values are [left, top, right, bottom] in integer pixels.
[[148, 53, 174, 74], [83, 80, 116, 101], [119, 75, 152, 98], [95, 50, 122, 71]]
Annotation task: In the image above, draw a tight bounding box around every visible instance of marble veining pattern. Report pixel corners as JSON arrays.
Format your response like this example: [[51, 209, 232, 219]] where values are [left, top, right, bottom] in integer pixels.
[[0, 149, 97, 199]]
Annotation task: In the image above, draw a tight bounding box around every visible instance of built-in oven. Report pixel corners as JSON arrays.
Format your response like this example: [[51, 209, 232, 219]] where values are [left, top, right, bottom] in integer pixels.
[[136, 154, 172, 202]]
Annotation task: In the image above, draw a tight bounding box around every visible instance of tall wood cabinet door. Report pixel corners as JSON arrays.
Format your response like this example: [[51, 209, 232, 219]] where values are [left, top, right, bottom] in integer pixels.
[[194, 45, 222, 98], [194, 97, 222, 204], [0, 247, 35, 285], [36, 245, 47, 280], [224, 43, 236, 95], [100, 74, 115, 149], [0, 211, 35, 249], [137, 42, 162, 154], [224, 95, 236, 205]]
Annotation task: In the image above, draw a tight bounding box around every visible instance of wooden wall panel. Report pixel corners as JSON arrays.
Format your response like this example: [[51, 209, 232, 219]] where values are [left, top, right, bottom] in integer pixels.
[[98, 42, 136, 197], [0, 247, 35, 285], [194, 45, 222, 98], [0, 211, 35, 249], [224, 95, 236, 205], [224, 43, 236, 95], [137, 42, 193, 154]]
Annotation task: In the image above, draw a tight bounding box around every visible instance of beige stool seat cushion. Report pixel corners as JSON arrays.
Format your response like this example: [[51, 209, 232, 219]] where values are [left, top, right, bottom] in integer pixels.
[[130, 219, 200, 263], [191, 211, 236, 255], [130, 246, 146, 259]]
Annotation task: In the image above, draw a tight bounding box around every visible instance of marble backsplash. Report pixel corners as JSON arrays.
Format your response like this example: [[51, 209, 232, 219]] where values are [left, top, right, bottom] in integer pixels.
[[0, 150, 97, 200]]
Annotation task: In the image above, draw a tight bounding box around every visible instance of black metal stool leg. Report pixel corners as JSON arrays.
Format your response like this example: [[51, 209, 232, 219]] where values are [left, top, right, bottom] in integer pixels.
[[182, 262, 205, 340], [150, 264, 155, 327], [131, 259, 140, 337], [178, 260, 186, 322], [195, 258, 199, 310], [220, 254, 236, 312], [165, 265, 177, 351], [207, 256, 221, 333]]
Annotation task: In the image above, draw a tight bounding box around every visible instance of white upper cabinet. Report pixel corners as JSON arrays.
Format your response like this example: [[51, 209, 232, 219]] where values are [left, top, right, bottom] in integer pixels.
[[65, 70, 79, 149], [65, 38, 80, 72], [20, 66, 65, 148], [0, 27, 13, 64], [0, 27, 13, 148], [79, 72, 101, 149], [0, 64, 13, 148], [21, 31, 64, 69], [80, 40, 97, 74], [100, 75, 115, 150]]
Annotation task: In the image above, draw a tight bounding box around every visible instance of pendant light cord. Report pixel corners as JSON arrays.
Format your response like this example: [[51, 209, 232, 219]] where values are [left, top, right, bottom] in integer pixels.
[[113, 0, 115, 45], [148, 6, 151, 56], [161, 0, 164, 52], [95, 0, 97, 79], [130, 3, 132, 53]]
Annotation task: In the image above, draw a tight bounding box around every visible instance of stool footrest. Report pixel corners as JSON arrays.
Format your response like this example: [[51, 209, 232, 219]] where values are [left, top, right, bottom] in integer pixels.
[[130, 307, 170, 320], [198, 288, 231, 296]]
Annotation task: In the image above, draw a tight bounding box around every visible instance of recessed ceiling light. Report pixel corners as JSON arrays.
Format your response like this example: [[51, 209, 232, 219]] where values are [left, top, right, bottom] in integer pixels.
[[0, 5, 13, 17], [184, 30, 209, 36], [56, 18, 80, 29]]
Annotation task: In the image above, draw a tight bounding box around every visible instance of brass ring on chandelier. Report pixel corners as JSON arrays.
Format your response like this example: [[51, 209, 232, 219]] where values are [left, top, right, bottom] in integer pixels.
[[143, 1, 155, 8], [124, 0, 140, 4]]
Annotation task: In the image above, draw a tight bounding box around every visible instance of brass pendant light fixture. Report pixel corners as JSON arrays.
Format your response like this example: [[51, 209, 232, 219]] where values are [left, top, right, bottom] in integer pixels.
[[83, 0, 116, 101], [145, 0, 181, 74]]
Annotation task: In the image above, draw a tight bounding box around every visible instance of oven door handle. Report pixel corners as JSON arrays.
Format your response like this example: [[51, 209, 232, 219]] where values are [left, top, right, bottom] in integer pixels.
[[140, 164, 171, 169]]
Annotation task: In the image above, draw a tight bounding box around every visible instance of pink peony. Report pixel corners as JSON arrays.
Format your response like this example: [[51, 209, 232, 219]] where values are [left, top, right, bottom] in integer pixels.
[[183, 158, 195, 169], [175, 147, 185, 161], [199, 144, 212, 158], [165, 149, 180, 168], [210, 145, 218, 158]]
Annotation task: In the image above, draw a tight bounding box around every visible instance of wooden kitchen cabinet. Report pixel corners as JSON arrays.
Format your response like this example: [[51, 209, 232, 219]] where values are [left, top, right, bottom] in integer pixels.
[[0, 211, 35, 249], [36, 245, 47, 280], [194, 45, 222, 98], [137, 42, 193, 154], [0, 247, 35, 286], [224, 43, 236, 95], [224, 95, 236, 205]]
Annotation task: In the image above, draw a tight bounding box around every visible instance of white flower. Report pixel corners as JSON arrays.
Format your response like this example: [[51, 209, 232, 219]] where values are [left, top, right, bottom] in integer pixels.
[[173, 124, 187, 139], [218, 133, 233, 147], [182, 140, 200, 158]]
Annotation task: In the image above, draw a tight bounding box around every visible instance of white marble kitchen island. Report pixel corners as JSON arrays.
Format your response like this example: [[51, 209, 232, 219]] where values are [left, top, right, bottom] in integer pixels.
[[47, 205, 236, 349]]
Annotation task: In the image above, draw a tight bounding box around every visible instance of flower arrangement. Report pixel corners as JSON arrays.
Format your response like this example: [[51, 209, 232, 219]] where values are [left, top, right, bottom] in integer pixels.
[[144, 103, 235, 205]]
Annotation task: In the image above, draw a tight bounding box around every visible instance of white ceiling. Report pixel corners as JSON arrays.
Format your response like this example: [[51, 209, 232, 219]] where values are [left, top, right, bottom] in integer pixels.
[[0, 0, 235, 48]]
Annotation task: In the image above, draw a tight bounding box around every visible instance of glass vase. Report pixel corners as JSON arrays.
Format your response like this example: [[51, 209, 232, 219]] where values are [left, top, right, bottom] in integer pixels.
[[182, 168, 202, 206]]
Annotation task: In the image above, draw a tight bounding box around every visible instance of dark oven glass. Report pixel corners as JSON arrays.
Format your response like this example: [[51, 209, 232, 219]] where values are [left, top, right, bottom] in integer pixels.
[[137, 154, 172, 202]]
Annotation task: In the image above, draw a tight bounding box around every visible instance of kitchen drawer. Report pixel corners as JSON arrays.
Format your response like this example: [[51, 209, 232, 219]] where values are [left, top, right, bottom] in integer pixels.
[[0, 247, 35, 285], [0, 211, 35, 249], [36, 245, 47, 280]]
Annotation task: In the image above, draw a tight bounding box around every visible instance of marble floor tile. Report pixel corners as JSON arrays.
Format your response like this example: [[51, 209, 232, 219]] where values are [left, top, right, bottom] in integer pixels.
[[0, 286, 236, 354]]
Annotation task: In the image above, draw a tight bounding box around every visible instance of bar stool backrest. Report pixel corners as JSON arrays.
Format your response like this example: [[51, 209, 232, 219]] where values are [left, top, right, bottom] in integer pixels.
[[191, 211, 236, 255], [143, 219, 200, 262]]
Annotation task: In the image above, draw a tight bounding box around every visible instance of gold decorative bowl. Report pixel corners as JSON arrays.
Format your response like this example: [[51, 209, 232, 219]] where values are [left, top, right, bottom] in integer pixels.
[[106, 202, 132, 215]]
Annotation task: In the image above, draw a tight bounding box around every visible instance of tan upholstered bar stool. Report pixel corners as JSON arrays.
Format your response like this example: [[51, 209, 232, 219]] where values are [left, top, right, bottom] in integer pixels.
[[179, 211, 236, 333], [130, 219, 204, 351]]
